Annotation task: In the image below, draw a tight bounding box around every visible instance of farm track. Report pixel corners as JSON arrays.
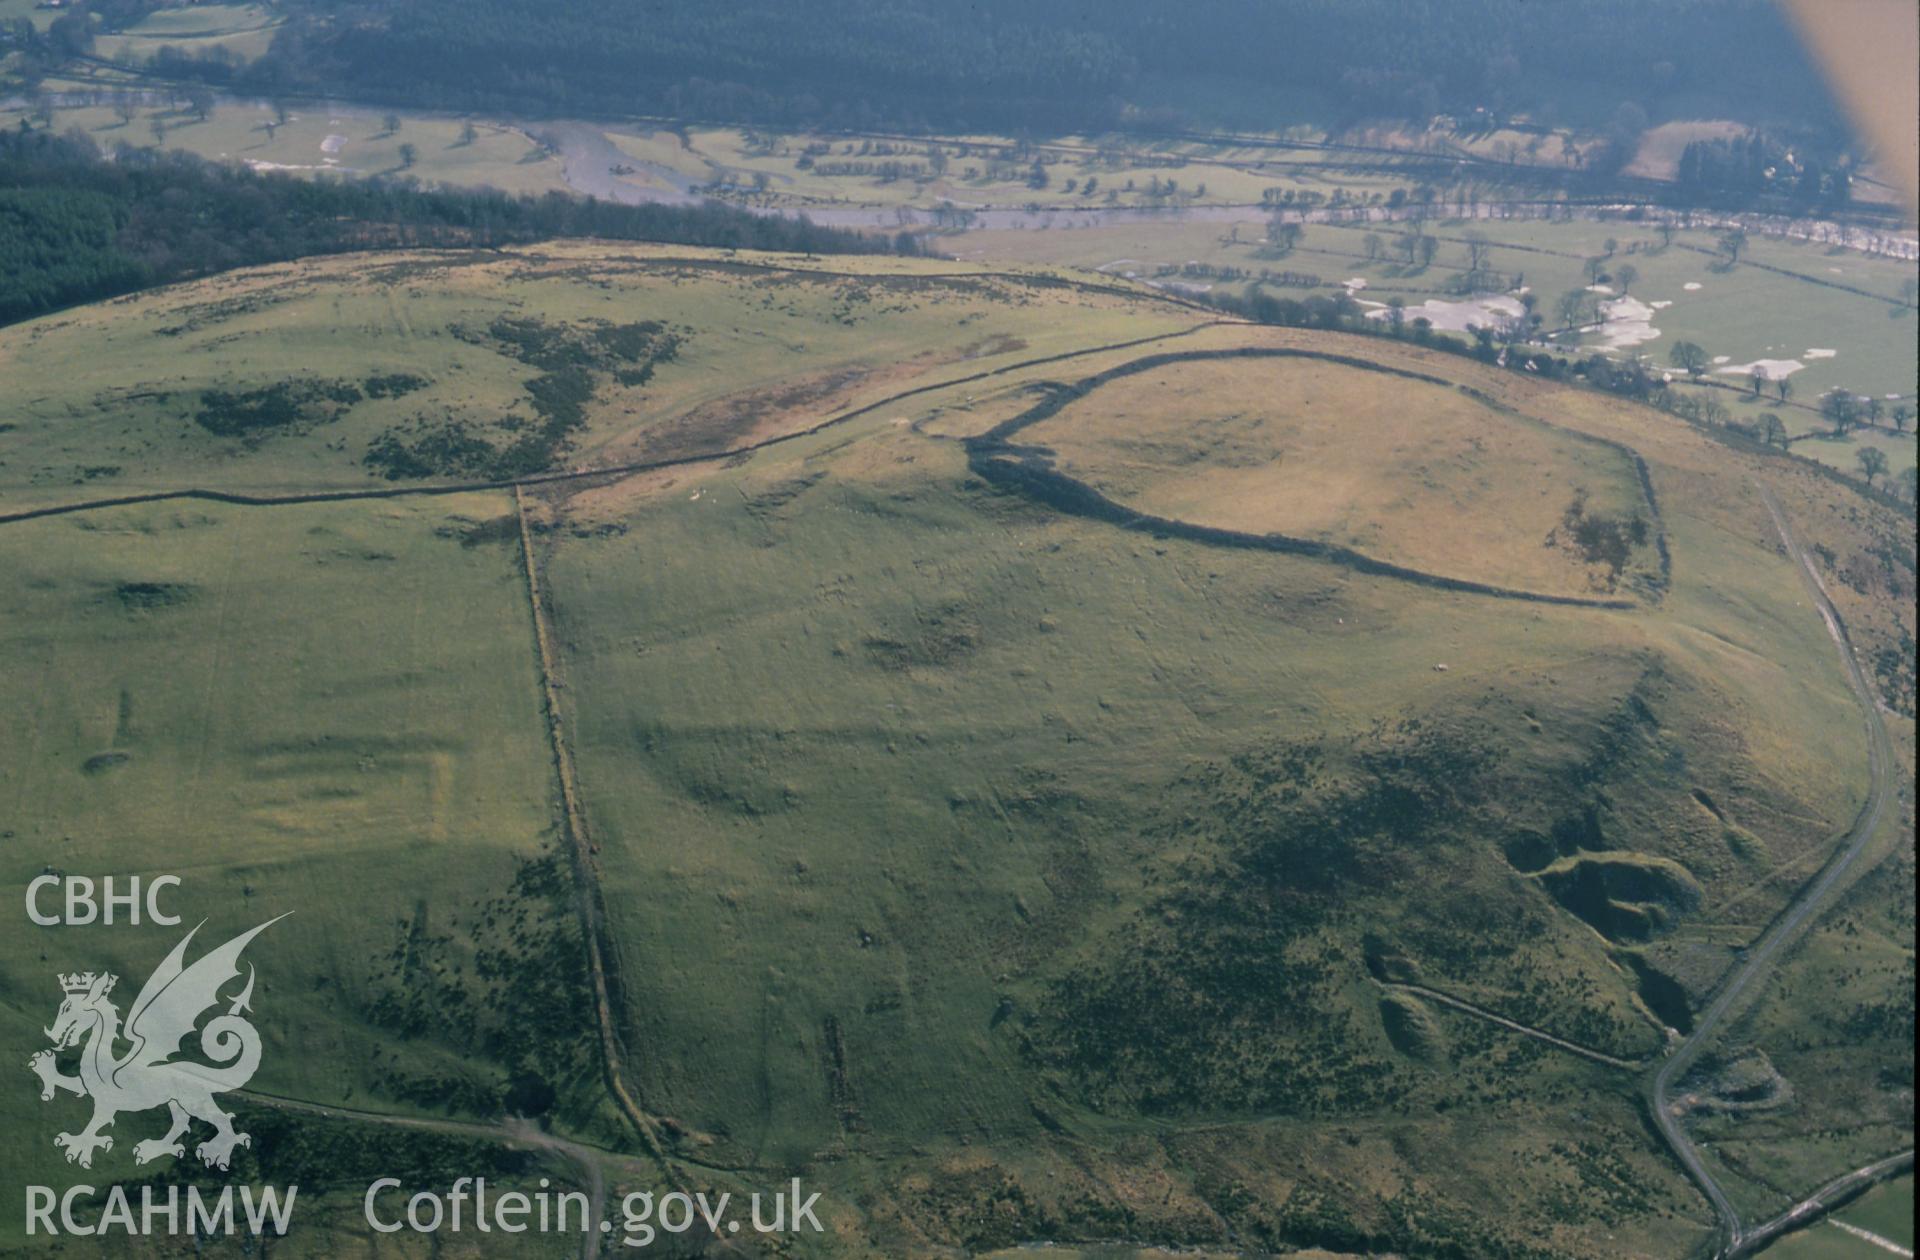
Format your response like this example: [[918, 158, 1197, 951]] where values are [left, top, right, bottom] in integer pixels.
[[1644, 482, 1900, 1259], [236, 1089, 623, 1260]]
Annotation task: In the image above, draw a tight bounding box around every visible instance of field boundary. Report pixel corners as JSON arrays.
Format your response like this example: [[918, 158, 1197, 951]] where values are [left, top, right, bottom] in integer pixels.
[[1375, 981, 1646, 1070], [1730, 1149, 1917, 1258], [514, 485, 673, 1173], [0, 324, 1229, 529]]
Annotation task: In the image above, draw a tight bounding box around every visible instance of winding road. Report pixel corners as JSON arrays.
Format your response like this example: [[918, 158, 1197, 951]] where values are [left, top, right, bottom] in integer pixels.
[[1644, 482, 1900, 1258]]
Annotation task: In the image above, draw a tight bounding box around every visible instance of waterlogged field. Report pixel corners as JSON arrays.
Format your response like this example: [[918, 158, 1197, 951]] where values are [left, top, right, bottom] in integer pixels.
[[604, 124, 1417, 213], [0, 247, 1910, 1256]]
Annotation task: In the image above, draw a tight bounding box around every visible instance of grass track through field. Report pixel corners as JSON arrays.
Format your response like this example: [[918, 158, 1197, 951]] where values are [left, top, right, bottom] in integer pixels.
[[238, 1089, 626, 1260]]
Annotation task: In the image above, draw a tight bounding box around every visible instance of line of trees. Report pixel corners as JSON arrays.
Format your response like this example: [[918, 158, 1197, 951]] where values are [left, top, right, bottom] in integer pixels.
[[0, 128, 911, 326]]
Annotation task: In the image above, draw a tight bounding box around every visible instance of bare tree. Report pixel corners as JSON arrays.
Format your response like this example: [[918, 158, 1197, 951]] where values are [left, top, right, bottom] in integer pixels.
[[1463, 231, 1490, 272], [1821, 389, 1861, 434], [1556, 289, 1588, 330], [1856, 447, 1888, 486]]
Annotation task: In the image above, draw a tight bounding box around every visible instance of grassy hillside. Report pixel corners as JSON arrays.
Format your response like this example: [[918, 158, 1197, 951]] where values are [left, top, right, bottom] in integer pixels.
[[0, 244, 1194, 512], [0, 492, 614, 1241], [0, 246, 1910, 1256], [1004, 353, 1661, 599], [527, 312, 1903, 1252]]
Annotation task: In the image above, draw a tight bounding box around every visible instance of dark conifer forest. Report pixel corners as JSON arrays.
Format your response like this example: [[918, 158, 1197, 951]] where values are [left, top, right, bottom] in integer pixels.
[[0, 130, 904, 325]]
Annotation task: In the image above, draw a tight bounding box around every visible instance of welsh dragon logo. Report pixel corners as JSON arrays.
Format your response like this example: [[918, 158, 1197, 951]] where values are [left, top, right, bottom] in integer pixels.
[[29, 916, 284, 1171]]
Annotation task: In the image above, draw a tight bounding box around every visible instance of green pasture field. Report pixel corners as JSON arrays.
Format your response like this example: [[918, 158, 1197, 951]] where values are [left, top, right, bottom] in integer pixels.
[[1840, 1173, 1917, 1248], [0, 248, 1908, 1256], [630, 124, 1416, 214], [0, 0, 53, 32], [7, 95, 568, 195], [0, 491, 618, 1243], [1759, 1174, 1916, 1259], [91, 3, 282, 64], [964, 217, 1916, 399]]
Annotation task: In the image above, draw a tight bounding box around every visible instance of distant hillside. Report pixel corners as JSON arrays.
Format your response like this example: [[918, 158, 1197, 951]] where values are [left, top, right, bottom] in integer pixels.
[[120, 0, 1842, 136]]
